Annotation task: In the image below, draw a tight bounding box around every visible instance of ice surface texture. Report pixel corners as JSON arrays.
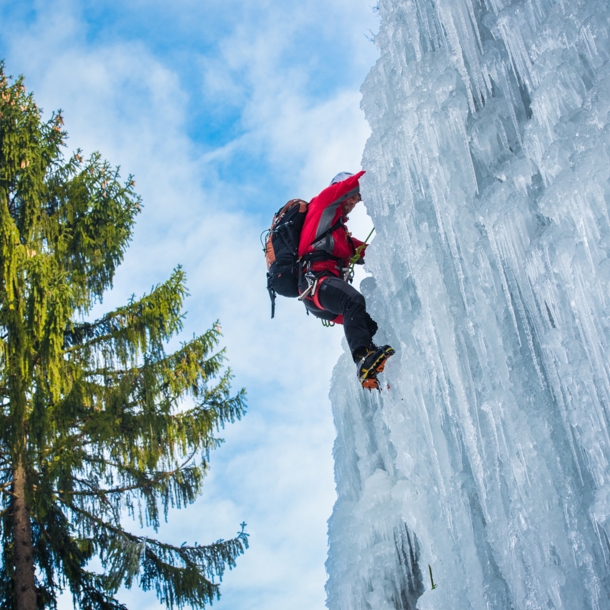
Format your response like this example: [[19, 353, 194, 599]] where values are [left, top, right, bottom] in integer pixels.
[[325, 0, 610, 608]]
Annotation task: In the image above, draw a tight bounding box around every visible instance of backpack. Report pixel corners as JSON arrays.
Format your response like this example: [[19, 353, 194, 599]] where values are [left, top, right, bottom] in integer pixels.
[[264, 199, 308, 318]]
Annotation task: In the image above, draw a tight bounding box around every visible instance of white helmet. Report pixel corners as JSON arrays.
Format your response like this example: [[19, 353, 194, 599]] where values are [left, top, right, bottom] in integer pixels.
[[330, 172, 353, 185]]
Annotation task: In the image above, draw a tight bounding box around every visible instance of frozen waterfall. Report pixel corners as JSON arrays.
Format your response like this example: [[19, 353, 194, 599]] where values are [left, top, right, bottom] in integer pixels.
[[325, 0, 610, 608]]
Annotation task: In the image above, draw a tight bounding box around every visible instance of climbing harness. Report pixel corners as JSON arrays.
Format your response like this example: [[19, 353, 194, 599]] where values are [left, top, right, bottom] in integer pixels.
[[297, 272, 318, 301]]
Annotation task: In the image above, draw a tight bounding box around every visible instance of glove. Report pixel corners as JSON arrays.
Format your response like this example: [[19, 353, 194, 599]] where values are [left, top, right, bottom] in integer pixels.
[[350, 243, 367, 265]]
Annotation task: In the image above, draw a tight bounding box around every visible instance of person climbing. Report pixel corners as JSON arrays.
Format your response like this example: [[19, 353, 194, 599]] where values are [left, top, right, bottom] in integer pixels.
[[298, 170, 394, 390]]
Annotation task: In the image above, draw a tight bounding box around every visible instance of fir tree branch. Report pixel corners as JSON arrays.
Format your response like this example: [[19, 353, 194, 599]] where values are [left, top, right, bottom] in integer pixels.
[[33, 501, 129, 609], [61, 502, 248, 608], [68, 450, 198, 497], [81, 331, 225, 395], [0, 480, 14, 494], [63, 268, 188, 362]]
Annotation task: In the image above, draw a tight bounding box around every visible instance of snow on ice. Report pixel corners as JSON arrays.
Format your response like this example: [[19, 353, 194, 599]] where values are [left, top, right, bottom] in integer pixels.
[[326, 0, 610, 608]]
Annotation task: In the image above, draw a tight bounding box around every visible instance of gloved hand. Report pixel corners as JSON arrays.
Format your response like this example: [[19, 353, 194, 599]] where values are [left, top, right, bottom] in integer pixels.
[[350, 243, 367, 266]]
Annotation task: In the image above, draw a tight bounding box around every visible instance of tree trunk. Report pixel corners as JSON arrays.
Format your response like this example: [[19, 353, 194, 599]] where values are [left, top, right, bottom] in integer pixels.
[[12, 458, 36, 610]]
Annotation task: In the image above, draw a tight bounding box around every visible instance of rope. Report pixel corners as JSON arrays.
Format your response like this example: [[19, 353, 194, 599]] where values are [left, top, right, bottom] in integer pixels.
[[347, 226, 375, 278]]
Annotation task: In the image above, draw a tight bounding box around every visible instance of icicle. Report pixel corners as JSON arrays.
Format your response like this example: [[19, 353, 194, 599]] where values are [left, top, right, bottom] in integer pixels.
[[327, 0, 610, 607]]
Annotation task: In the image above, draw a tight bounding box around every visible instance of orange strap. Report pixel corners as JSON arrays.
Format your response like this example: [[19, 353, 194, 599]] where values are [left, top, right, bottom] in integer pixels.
[[311, 277, 343, 325], [312, 276, 329, 310]]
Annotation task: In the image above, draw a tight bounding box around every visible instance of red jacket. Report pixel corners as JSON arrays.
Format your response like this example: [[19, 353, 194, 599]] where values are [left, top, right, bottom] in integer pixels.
[[298, 171, 366, 276]]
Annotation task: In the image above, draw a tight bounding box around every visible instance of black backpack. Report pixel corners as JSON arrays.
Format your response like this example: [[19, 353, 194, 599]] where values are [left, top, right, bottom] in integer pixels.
[[264, 199, 308, 318]]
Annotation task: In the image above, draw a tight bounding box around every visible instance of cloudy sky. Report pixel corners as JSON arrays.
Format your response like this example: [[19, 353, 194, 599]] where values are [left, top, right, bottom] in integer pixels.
[[0, 1, 379, 608]]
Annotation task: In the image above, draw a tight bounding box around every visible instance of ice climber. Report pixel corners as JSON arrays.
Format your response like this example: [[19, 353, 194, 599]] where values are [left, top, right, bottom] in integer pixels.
[[297, 171, 394, 390]]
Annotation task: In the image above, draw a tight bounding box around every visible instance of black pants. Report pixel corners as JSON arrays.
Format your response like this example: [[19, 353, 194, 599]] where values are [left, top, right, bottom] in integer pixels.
[[303, 275, 378, 362]]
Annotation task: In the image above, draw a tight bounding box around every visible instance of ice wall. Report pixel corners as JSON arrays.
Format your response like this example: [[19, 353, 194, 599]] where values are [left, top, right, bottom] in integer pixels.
[[326, 0, 610, 608]]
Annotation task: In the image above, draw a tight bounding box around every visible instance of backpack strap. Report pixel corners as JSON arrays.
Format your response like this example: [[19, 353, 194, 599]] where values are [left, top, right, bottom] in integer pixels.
[[310, 217, 345, 254], [266, 272, 276, 319], [276, 225, 298, 257]]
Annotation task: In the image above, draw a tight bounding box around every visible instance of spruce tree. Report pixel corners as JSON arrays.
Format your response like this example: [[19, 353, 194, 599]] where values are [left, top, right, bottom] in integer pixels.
[[0, 63, 248, 610]]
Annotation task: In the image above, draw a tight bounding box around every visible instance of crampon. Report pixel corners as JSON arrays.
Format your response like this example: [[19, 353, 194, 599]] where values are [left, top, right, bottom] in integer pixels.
[[361, 377, 381, 391]]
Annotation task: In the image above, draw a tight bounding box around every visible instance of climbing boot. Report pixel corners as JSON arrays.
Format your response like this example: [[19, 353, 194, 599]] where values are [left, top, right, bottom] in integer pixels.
[[357, 345, 395, 390]]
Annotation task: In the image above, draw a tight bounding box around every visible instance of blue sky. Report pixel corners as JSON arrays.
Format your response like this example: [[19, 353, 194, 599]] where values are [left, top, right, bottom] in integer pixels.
[[0, 1, 379, 608]]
